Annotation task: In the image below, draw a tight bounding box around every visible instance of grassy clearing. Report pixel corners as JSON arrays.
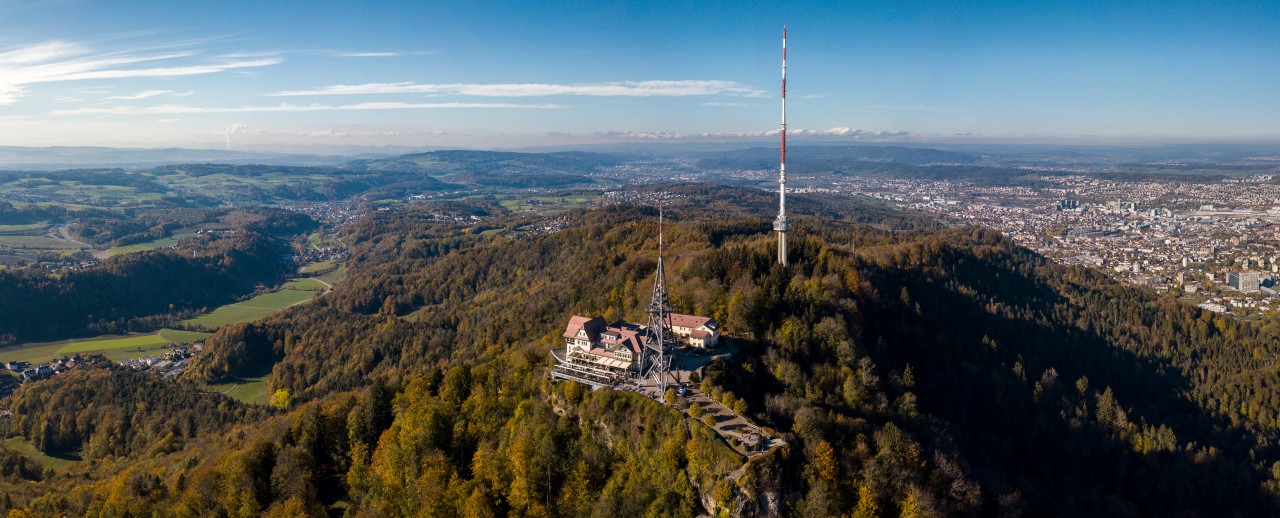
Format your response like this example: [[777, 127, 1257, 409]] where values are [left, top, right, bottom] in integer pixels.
[[110, 348, 173, 361], [158, 328, 212, 344], [283, 278, 328, 291], [0, 330, 200, 364], [498, 194, 599, 216], [106, 233, 194, 256], [184, 283, 320, 329], [207, 374, 271, 405], [58, 334, 166, 355], [316, 265, 347, 285], [185, 305, 277, 328], [0, 235, 83, 250], [0, 341, 67, 365], [300, 260, 334, 273], [0, 221, 48, 232], [5, 437, 77, 471], [238, 289, 316, 309], [0, 333, 163, 364]]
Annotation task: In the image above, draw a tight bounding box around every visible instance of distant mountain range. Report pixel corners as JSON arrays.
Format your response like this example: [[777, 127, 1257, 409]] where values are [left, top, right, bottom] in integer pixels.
[[699, 145, 982, 165], [0, 146, 382, 170], [3, 141, 1280, 172]]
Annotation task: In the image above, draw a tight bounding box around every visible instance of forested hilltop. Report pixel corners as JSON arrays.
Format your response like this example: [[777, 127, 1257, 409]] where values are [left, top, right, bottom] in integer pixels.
[[4, 184, 1280, 516]]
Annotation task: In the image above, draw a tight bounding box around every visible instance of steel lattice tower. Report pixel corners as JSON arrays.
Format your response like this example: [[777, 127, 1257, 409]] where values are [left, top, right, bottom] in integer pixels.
[[643, 201, 674, 389]]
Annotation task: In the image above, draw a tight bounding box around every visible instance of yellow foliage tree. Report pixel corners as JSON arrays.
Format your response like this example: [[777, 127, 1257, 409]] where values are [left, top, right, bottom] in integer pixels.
[[851, 485, 879, 518], [269, 388, 292, 410], [811, 440, 838, 482]]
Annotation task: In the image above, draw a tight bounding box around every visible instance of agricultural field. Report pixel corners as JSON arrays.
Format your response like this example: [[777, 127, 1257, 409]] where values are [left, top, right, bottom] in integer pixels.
[[0, 235, 83, 251], [106, 232, 195, 256], [183, 279, 326, 329], [158, 328, 212, 343], [57, 334, 166, 355], [299, 260, 334, 273], [0, 328, 209, 365], [283, 278, 328, 291], [497, 194, 598, 215], [315, 265, 347, 285], [0, 221, 48, 232]]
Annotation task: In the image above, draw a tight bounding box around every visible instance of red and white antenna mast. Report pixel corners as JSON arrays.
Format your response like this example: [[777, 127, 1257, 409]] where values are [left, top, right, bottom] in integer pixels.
[[773, 26, 790, 265]]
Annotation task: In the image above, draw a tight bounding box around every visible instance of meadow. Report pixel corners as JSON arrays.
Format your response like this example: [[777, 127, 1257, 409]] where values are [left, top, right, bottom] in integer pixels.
[[183, 279, 326, 329], [0, 329, 211, 365], [106, 233, 195, 256], [205, 373, 271, 406]]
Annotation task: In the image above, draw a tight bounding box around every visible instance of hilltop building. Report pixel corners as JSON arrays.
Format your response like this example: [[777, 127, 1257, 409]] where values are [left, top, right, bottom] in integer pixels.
[[553, 311, 719, 383], [561, 316, 645, 372]]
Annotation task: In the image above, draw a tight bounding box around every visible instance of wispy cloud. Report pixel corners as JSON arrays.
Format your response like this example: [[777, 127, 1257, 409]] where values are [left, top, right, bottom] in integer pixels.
[[0, 40, 281, 105], [334, 51, 400, 57], [269, 80, 768, 98], [50, 101, 564, 116], [855, 104, 962, 113], [107, 89, 174, 100]]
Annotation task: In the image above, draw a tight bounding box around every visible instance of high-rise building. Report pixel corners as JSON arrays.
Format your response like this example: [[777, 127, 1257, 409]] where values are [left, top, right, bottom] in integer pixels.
[[1228, 270, 1263, 293]]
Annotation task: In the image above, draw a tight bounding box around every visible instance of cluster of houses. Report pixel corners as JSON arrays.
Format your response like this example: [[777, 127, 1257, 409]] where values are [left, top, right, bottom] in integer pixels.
[[3, 356, 86, 389], [118, 344, 200, 379]]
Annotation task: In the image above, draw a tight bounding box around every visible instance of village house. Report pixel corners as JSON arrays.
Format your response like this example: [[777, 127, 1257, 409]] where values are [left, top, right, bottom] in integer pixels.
[[667, 313, 720, 348]]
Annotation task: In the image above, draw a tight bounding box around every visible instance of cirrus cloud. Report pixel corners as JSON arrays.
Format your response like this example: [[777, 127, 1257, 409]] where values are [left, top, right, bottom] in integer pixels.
[[50, 101, 564, 116], [0, 39, 281, 105], [269, 80, 768, 98]]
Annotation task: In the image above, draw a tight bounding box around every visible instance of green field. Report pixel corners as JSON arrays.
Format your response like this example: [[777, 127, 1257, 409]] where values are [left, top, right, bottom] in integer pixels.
[[498, 195, 598, 215], [300, 260, 334, 273], [0, 235, 83, 250], [58, 334, 166, 354], [316, 265, 347, 285], [0, 328, 203, 365], [184, 305, 277, 329], [106, 233, 194, 256], [0, 341, 68, 365], [158, 328, 212, 344], [241, 289, 317, 308], [206, 374, 271, 405], [283, 278, 328, 291], [0, 221, 48, 232], [184, 282, 322, 329], [5, 437, 77, 471], [111, 349, 173, 361]]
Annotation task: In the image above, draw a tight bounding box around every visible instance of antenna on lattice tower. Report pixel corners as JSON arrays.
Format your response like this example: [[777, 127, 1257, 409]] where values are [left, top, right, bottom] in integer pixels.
[[643, 199, 674, 389]]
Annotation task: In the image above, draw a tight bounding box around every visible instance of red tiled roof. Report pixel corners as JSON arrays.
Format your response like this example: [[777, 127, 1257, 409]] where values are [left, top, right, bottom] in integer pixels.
[[690, 329, 710, 340], [564, 315, 607, 340], [668, 313, 717, 331]]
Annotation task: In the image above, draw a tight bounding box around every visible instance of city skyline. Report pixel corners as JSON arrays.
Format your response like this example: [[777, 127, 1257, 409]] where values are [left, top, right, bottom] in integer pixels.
[[2, 0, 1279, 149]]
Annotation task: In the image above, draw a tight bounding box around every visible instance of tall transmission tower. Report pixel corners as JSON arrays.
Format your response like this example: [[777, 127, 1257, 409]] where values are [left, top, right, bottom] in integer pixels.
[[773, 26, 790, 265], [644, 201, 674, 389]]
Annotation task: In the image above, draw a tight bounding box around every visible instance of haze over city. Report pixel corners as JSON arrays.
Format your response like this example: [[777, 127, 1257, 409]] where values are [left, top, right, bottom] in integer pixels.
[[2, 0, 1279, 150]]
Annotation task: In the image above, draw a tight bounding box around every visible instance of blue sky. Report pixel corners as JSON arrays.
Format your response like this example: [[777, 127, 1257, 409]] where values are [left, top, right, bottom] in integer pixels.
[[0, 0, 1278, 149]]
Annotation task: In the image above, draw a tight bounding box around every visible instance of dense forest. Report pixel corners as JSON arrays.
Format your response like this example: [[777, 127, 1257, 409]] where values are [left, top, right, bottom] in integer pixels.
[[5, 184, 1280, 516]]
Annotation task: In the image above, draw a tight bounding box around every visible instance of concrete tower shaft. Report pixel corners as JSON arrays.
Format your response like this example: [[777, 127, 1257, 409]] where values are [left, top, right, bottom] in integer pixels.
[[773, 26, 789, 265]]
